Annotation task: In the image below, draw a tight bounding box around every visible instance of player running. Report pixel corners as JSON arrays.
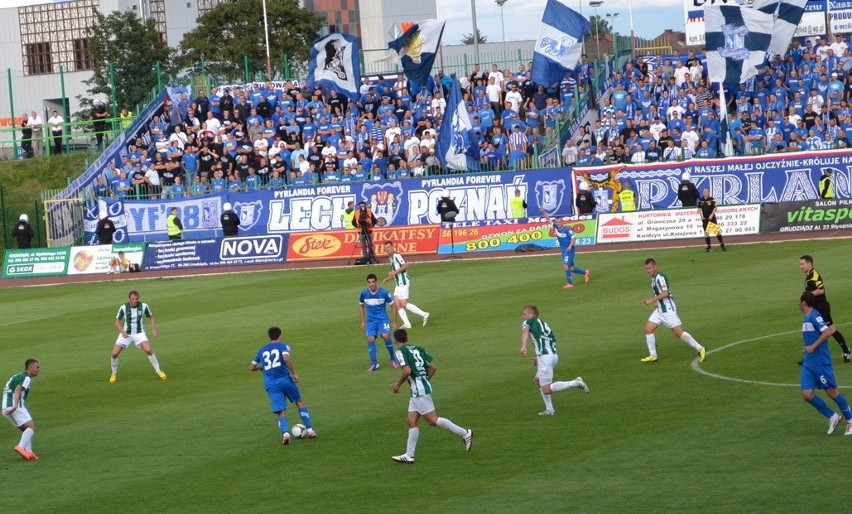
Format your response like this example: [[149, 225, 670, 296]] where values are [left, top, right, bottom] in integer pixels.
[[383, 240, 430, 329], [544, 212, 590, 289]]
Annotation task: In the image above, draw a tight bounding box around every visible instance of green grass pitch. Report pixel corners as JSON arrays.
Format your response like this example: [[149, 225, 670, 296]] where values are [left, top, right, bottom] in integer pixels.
[[1, 238, 850, 513]]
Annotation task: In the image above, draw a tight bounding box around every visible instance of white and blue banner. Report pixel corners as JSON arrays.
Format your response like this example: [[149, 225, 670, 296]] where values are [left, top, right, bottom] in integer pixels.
[[704, 5, 773, 84], [755, 0, 808, 57], [573, 149, 852, 214], [531, 0, 590, 87], [437, 78, 480, 172], [307, 33, 361, 102], [705, 4, 773, 85], [387, 20, 445, 86], [83, 171, 576, 242]]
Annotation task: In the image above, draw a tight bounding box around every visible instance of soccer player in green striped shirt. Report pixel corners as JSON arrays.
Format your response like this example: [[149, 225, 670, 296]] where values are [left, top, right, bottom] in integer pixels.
[[110, 290, 167, 383], [520, 305, 589, 416], [383, 241, 430, 329], [390, 329, 473, 463], [641, 258, 706, 363], [2, 359, 40, 460]]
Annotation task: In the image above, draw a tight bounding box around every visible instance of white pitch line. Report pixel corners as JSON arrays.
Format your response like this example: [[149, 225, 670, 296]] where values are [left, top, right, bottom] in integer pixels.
[[691, 322, 852, 387], [0, 315, 55, 326]]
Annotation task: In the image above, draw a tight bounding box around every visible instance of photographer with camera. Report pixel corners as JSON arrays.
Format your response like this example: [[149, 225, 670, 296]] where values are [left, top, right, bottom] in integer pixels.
[[352, 201, 378, 264]]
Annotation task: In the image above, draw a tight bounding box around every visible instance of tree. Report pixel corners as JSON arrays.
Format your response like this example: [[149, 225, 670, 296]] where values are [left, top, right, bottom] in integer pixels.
[[177, 0, 323, 83], [588, 16, 613, 38], [81, 11, 173, 117], [461, 29, 488, 45]]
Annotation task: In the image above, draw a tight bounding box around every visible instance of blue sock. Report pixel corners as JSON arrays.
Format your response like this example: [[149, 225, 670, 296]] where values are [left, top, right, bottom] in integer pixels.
[[298, 406, 313, 429], [278, 416, 290, 435], [834, 393, 852, 421], [367, 341, 377, 365], [573, 266, 587, 275], [384, 338, 396, 362], [807, 396, 836, 418], [564, 269, 573, 284]]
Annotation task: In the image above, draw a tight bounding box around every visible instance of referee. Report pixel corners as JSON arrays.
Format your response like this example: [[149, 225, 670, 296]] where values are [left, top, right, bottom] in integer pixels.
[[800, 255, 851, 362], [697, 188, 726, 252]]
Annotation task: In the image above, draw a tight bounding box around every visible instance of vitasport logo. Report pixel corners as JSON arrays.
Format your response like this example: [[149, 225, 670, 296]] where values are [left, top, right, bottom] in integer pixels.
[[785, 205, 852, 224]]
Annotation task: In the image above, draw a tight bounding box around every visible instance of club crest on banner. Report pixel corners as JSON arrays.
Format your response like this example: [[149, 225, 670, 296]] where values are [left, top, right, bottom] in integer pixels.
[[539, 35, 577, 59], [323, 39, 348, 81], [201, 199, 220, 229], [234, 200, 263, 231], [719, 23, 750, 60], [361, 182, 403, 226], [535, 180, 565, 213]]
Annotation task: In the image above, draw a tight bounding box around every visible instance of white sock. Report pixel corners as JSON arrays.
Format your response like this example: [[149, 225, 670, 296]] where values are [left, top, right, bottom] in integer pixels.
[[680, 332, 703, 351], [398, 309, 412, 326], [436, 417, 466, 437], [406, 427, 419, 457], [20, 427, 34, 451], [406, 303, 428, 317], [645, 334, 657, 357], [111, 358, 119, 375], [549, 379, 580, 392], [147, 354, 161, 373], [540, 389, 554, 411]]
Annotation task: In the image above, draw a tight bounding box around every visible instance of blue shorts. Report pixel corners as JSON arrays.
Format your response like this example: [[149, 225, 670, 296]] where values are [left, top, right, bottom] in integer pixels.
[[801, 364, 838, 391], [562, 250, 576, 267], [265, 378, 302, 413], [365, 319, 391, 338]]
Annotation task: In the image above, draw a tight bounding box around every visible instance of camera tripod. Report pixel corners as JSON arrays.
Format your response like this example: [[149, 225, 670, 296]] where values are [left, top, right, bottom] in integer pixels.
[[347, 226, 378, 265]]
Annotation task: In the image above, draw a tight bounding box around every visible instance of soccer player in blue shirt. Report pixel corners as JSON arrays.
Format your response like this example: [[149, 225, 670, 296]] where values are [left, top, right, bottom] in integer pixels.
[[359, 273, 398, 372], [250, 326, 316, 445], [544, 213, 590, 289], [799, 291, 852, 435]]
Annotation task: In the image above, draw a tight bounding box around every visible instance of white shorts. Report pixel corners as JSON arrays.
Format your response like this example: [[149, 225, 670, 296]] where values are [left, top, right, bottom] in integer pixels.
[[3, 406, 32, 427], [536, 353, 559, 385], [393, 283, 411, 301], [115, 332, 149, 348], [648, 310, 683, 329], [407, 394, 436, 415]]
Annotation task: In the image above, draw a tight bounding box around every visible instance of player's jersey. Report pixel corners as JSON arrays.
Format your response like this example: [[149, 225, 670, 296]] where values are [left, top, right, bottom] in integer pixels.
[[552, 222, 576, 252], [252, 342, 294, 386], [396, 344, 433, 397], [522, 316, 557, 356], [2, 372, 31, 409], [359, 287, 394, 322], [698, 195, 717, 219], [116, 302, 153, 334], [802, 309, 832, 368], [651, 272, 676, 313], [389, 252, 410, 286], [804, 269, 829, 305]]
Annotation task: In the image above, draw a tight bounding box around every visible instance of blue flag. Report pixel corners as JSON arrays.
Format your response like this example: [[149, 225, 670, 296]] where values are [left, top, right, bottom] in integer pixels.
[[437, 78, 479, 172], [307, 33, 361, 102], [388, 20, 445, 86], [531, 0, 590, 87], [755, 0, 808, 58], [705, 5, 773, 86]]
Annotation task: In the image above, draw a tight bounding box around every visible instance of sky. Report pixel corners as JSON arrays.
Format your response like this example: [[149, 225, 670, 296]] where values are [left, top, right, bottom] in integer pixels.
[[436, 0, 687, 45]]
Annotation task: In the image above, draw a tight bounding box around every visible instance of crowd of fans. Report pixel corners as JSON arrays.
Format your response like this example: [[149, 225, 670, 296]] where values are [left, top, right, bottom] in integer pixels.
[[87, 34, 852, 200], [565, 35, 852, 167]]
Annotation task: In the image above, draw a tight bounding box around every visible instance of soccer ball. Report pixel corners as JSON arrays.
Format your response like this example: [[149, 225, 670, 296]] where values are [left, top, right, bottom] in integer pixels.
[[291, 424, 307, 439]]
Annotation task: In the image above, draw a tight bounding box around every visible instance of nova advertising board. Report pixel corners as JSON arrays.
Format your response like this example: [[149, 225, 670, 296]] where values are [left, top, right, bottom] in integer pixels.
[[286, 225, 439, 262], [436, 215, 597, 255], [3, 248, 70, 278], [596, 205, 761, 243], [143, 235, 287, 271], [762, 198, 852, 233], [573, 150, 852, 214]]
